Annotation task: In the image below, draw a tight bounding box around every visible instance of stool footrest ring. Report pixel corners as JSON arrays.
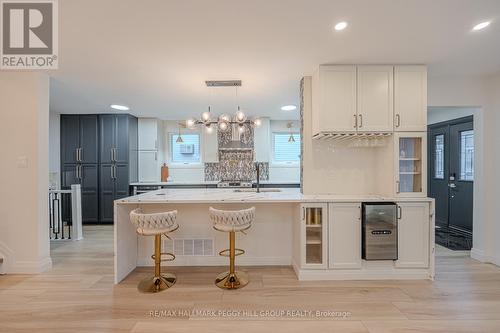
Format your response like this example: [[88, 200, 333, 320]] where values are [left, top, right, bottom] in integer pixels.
[[218, 248, 245, 257], [151, 252, 176, 262]]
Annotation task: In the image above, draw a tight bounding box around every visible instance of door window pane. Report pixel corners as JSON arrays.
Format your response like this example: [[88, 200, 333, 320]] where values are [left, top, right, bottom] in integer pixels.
[[460, 130, 474, 181], [434, 134, 444, 179]]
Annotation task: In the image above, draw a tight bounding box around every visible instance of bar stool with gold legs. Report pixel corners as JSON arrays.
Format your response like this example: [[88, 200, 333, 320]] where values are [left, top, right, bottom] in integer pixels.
[[130, 208, 179, 293], [209, 206, 255, 290]]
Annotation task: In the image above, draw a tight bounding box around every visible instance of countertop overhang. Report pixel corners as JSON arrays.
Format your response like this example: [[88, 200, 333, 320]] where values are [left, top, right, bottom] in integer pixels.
[[117, 188, 434, 204]]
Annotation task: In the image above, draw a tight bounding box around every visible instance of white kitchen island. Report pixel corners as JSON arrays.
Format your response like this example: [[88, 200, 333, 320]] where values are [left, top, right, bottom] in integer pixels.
[[114, 188, 434, 283]]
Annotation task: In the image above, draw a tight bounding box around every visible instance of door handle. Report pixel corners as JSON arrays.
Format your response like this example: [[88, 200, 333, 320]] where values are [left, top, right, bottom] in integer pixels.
[[113, 165, 117, 179], [395, 114, 401, 128], [396, 180, 400, 194], [110, 149, 114, 162], [353, 114, 357, 128], [154, 151, 158, 161], [113, 148, 117, 162], [358, 114, 363, 128], [397, 205, 402, 220], [449, 183, 457, 188], [76, 148, 79, 162], [79, 148, 83, 162]]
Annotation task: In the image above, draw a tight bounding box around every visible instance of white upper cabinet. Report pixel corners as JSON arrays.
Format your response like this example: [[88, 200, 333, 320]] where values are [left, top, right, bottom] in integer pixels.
[[312, 65, 357, 134], [356, 66, 394, 132], [138, 118, 159, 150], [394, 66, 427, 132], [311, 65, 427, 136], [253, 117, 270, 162], [202, 127, 218, 163]]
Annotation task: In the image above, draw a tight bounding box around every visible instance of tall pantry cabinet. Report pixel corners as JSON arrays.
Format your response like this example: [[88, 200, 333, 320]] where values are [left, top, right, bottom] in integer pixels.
[[60, 114, 138, 224]]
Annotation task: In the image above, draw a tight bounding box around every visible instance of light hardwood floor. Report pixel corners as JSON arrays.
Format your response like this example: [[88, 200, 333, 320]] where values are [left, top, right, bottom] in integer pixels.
[[1, 225, 500, 333]]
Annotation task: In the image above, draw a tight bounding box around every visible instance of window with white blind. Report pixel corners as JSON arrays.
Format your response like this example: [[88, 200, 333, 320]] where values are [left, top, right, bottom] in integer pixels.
[[272, 133, 301, 163], [170, 133, 200, 164]]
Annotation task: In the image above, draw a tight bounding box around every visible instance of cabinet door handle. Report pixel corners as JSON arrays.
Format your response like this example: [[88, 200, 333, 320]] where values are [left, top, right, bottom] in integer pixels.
[[395, 114, 401, 128], [155, 140, 158, 149], [75, 165, 79, 179], [110, 165, 114, 179], [76, 149, 79, 162], [110, 149, 114, 162], [397, 205, 402, 220], [358, 114, 363, 128], [79, 148, 83, 162], [353, 114, 357, 128], [154, 151, 157, 161], [396, 180, 400, 194], [113, 165, 117, 179], [301, 207, 305, 221]]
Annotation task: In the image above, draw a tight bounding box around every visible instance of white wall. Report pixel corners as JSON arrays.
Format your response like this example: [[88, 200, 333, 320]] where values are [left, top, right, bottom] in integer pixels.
[[428, 107, 478, 125], [428, 74, 499, 266], [49, 112, 60, 188], [483, 74, 500, 266], [0, 72, 51, 274]]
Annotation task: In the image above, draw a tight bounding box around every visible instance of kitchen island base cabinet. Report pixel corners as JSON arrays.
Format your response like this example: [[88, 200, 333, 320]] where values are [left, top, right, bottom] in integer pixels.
[[396, 202, 430, 268], [328, 203, 362, 269]]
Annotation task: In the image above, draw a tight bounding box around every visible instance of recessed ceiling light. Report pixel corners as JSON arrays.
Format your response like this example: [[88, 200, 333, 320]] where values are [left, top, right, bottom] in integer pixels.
[[110, 104, 130, 111], [281, 105, 297, 111], [472, 21, 491, 31], [334, 21, 348, 31]]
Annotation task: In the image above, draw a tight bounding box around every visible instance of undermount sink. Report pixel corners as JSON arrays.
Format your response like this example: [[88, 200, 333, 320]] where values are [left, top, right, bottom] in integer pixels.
[[233, 188, 282, 193]]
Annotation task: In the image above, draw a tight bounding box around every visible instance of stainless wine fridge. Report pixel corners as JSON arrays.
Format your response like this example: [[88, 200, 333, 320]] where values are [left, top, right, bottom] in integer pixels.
[[362, 202, 398, 260]]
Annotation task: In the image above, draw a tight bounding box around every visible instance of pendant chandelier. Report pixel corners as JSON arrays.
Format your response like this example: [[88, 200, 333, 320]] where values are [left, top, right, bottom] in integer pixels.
[[185, 80, 262, 133]]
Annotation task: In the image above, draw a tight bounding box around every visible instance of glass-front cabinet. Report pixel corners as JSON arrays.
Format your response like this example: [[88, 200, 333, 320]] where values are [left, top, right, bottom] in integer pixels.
[[394, 132, 427, 197], [300, 203, 328, 269]]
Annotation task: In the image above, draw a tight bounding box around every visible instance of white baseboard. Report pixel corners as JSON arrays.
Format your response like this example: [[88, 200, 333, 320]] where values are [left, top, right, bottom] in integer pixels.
[[9, 256, 52, 274], [296, 268, 432, 280], [470, 248, 495, 263], [137, 256, 291, 267]]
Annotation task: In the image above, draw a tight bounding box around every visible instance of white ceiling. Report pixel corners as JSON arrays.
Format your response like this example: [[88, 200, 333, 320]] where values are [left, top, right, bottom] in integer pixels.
[[50, 0, 500, 120]]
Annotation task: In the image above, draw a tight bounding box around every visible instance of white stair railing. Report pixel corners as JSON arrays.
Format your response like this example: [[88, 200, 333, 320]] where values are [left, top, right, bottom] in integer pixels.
[[48, 184, 83, 241]]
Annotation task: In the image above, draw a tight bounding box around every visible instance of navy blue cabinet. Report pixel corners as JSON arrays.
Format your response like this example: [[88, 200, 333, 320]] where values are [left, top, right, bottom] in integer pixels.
[[61, 114, 137, 224], [60, 115, 99, 223], [98, 114, 137, 223]]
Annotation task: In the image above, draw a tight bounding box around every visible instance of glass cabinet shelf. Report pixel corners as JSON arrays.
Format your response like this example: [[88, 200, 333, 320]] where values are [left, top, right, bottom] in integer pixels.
[[396, 133, 426, 196], [301, 205, 327, 267]]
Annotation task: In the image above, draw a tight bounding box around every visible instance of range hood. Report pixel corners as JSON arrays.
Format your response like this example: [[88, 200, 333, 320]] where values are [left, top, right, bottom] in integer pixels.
[[219, 123, 252, 151]]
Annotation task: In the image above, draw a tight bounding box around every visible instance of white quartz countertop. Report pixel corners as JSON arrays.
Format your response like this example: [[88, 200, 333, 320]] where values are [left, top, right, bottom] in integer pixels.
[[129, 181, 300, 186], [117, 188, 433, 204]]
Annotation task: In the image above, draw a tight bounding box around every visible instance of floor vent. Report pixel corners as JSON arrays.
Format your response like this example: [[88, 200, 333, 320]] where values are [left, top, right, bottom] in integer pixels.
[[163, 238, 214, 256]]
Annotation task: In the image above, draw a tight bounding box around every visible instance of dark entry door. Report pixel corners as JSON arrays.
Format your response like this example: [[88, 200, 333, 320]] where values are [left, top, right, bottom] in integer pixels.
[[428, 116, 474, 233], [448, 121, 474, 232]]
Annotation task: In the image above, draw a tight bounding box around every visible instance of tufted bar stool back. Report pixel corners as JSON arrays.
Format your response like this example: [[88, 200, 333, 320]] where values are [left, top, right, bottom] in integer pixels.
[[130, 208, 179, 293], [209, 207, 255, 289]]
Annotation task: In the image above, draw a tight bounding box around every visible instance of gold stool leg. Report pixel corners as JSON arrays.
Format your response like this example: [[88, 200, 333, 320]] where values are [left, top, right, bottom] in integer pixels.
[[215, 231, 249, 290], [138, 234, 176, 293]]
